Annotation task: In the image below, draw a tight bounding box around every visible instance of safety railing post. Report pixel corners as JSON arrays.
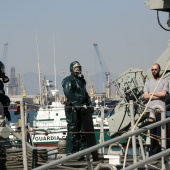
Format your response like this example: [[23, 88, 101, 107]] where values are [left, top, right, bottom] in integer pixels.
[[151, 104, 168, 169], [130, 100, 137, 170], [86, 154, 93, 170], [99, 107, 104, 155], [161, 108, 167, 169], [20, 100, 28, 170], [138, 135, 148, 169]]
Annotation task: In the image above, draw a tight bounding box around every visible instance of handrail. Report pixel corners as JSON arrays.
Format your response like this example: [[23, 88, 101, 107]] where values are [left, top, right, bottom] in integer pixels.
[[123, 148, 170, 170], [32, 117, 170, 170]]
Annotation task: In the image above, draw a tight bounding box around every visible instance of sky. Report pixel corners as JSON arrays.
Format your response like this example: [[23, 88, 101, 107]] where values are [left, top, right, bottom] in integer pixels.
[[0, 0, 170, 94]]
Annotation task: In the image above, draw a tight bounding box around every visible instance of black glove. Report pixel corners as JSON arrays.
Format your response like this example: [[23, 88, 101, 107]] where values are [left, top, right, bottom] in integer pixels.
[[89, 106, 94, 113], [80, 106, 86, 113]]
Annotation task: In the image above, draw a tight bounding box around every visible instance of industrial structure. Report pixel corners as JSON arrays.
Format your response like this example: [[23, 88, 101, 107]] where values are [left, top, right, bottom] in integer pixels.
[[18, 73, 27, 97], [6, 66, 18, 95], [85, 69, 95, 99]]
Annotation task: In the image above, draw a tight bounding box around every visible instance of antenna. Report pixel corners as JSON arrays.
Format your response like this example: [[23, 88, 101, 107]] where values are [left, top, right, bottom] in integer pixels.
[[35, 33, 42, 104], [2, 43, 8, 64]]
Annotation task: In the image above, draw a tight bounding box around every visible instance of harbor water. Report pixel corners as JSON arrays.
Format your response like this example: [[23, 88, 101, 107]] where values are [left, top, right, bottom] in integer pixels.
[[7, 111, 37, 127]]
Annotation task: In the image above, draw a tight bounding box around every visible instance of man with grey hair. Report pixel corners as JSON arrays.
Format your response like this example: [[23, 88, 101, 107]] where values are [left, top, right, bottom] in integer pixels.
[[144, 63, 169, 156]]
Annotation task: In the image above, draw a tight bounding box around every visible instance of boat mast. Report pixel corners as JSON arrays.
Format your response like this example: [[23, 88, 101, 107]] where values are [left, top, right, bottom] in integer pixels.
[[53, 33, 57, 88], [35, 33, 42, 105], [52, 33, 60, 102]]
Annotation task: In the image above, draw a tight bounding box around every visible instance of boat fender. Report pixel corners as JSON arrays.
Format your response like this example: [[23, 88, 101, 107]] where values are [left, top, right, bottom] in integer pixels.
[[0, 127, 10, 138], [94, 163, 118, 170]]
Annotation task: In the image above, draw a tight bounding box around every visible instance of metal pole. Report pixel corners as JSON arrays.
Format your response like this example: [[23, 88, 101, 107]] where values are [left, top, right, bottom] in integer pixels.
[[35, 33, 42, 105], [32, 117, 170, 170], [130, 100, 137, 169], [99, 107, 104, 155], [20, 100, 28, 170], [86, 154, 93, 170], [138, 135, 148, 169], [138, 135, 146, 159], [161, 107, 167, 169], [24, 103, 27, 126], [150, 104, 167, 169], [24, 103, 27, 143]]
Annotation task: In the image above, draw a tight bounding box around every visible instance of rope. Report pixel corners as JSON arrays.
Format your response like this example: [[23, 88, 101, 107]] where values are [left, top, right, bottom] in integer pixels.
[[123, 60, 170, 168], [5, 147, 48, 169]]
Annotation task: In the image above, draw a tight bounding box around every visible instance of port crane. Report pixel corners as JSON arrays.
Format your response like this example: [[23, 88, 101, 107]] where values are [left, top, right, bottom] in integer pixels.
[[93, 42, 111, 99]]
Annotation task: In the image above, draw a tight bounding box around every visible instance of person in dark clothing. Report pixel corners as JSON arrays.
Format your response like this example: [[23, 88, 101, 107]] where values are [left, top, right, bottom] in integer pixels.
[[62, 61, 97, 159], [0, 61, 10, 121]]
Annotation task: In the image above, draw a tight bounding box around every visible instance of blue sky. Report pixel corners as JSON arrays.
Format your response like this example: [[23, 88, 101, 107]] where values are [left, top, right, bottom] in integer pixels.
[[0, 1, 169, 82]]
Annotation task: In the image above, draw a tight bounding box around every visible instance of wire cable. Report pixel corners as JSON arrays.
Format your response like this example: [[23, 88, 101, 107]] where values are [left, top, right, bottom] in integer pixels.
[[157, 11, 170, 31]]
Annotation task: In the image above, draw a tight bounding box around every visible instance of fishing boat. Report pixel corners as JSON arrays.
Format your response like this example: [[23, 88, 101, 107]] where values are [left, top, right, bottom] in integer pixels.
[[31, 79, 112, 148], [32, 101, 67, 147]]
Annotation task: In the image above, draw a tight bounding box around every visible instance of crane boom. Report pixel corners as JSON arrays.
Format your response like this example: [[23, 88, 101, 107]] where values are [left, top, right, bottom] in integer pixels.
[[93, 43, 109, 84], [93, 42, 111, 98]]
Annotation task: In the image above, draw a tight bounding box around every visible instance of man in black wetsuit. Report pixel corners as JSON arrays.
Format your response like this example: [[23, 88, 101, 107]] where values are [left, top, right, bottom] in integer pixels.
[[62, 61, 98, 160]]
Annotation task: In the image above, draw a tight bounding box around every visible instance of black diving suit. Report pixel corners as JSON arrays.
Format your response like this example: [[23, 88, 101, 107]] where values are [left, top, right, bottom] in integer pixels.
[[62, 61, 98, 160]]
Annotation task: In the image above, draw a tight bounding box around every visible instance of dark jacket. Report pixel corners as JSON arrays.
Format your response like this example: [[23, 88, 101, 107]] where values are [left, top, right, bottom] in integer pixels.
[[62, 74, 91, 108]]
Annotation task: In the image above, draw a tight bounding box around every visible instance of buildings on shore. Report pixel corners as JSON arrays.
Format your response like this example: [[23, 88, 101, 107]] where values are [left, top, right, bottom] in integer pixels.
[[7, 67, 119, 106], [9, 93, 104, 104]]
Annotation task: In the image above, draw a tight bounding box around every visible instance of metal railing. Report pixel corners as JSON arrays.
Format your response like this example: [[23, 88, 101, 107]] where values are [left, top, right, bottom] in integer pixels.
[[32, 116, 170, 170], [5, 100, 170, 170]]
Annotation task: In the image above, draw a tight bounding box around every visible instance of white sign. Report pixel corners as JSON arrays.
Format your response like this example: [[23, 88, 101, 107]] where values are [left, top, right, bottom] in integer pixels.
[[32, 134, 59, 142]]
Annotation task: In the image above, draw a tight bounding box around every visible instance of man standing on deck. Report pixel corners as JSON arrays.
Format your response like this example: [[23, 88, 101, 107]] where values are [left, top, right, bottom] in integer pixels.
[[62, 61, 98, 161], [144, 63, 169, 156]]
